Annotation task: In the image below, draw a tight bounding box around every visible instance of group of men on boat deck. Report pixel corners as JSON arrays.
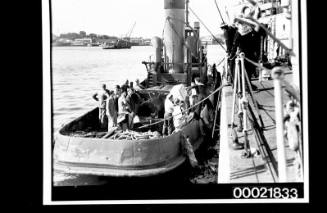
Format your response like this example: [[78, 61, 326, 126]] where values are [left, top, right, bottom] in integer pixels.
[[162, 73, 220, 139], [92, 79, 144, 131]]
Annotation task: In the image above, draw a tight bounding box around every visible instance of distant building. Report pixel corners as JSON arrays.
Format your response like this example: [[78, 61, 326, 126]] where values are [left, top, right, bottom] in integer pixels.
[[79, 31, 87, 37], [52, 38, 73, 47], [128, 37, 151, 46]]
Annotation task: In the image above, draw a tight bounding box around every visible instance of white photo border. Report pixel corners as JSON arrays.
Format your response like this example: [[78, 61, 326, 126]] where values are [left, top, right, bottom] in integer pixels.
[[42, 0, 309, 205]]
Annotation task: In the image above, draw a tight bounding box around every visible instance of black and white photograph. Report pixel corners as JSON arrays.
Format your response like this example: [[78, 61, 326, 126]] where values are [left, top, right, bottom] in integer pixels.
[[42, 0, 309, 204]]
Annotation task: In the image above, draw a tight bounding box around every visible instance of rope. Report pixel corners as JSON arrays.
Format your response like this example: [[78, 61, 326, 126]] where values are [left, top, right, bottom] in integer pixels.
[[212, 88, 222, 138], [162, 17, 169, 39], [251, 118, 277, 182], [247, 16, 295, 56], [188, 7, 226, 51], [167, 17, 193, 53], [217, 57, 225, 67], [167, 17, 200, 42], [242, 55, 300, 101], [214, 0, 225, 24], [243, 56, 271, 72], [137, 84, 226, 129]]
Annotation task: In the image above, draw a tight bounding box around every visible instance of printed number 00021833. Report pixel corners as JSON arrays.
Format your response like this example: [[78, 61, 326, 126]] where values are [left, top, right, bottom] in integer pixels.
[[232, 187, 298, 199]]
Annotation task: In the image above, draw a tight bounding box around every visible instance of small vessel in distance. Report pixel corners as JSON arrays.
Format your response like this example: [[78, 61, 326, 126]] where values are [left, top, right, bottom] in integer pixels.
[[102, 39, 132, 49], [102, 21, 135, 49]]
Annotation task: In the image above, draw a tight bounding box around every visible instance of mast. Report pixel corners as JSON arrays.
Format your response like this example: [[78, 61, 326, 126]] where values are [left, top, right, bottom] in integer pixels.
[[290, 0, 300, 90], [186, 0, 189, 27]]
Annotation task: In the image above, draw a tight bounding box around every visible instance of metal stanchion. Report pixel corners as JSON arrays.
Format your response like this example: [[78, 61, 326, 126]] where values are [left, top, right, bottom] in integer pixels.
[[272, 67, 287, 182], [230, 58, 239, 128], [229, 57, 241, 145], [240, 53, 265, 129], [240, 54, 250, 156], [236, 58, 243, 132]]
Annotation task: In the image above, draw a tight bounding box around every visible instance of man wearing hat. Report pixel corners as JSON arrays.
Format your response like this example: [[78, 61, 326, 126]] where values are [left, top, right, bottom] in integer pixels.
[[229, 3, 265, 90], [191, 77, 212, 119], [220, 23, 237, 84]]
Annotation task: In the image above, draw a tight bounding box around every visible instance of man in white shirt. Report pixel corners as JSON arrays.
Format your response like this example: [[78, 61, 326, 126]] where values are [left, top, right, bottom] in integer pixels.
[[92, 84, 110, 128], [106, 90, 117, 129], [117, 86, 130, 130], [162, 94, 175, 136]]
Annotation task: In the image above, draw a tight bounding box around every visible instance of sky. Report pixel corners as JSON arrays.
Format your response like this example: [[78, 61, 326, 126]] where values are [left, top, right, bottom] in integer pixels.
[[51, 0, 243, 38]]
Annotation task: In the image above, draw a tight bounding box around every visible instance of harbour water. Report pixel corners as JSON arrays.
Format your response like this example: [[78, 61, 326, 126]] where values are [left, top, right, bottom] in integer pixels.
[[52, 45, 225, 186]]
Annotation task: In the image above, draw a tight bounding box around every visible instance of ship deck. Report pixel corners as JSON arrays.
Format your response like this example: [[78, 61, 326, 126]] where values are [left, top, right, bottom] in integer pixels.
[[218, 72, 302, 183]]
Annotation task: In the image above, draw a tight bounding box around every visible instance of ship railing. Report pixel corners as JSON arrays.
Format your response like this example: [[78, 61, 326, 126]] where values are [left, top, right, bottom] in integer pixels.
[[225, 51, 303, 182], [141, 61, 206, 73]]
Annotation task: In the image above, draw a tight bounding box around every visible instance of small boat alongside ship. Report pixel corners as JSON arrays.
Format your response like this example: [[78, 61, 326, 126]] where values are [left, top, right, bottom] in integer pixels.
[[53, 0, 215, 177]]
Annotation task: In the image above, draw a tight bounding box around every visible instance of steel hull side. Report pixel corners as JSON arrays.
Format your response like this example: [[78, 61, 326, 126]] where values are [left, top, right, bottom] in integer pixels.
[[53, 118, 203, 177]]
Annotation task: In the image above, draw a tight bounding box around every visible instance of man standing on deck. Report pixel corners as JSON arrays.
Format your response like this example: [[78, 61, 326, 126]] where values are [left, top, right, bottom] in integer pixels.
[[230, 5, 264, 91], [192, 77, 211, 119], [117, 85, 129, 131], [220, 23, 237, 83], [106, 90, 117, 129], [114, 85, 121, 115], [126, 87, 142, 129], [199, 99, 214, 141], [162, 93, 175, 136], [212, 63, 222, 108], [92, 84, 110, 128]]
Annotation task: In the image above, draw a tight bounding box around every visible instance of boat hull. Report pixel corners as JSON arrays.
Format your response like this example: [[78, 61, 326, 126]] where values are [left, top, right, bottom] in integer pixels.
[[53, 108, 204, 177]]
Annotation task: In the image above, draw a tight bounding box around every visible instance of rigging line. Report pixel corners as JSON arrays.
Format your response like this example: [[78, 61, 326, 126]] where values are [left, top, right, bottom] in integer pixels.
[[188, 7, 226, 51], [243, 55, 300, 101], [168, 16, 203, 59], [224, 5, 230, 23], [251, 153, 260, 183], [217, 57, 225, 67], [246, 16, 295, 56], [167, 17, 203, 62], [138, 84, 226, 129], [243, 56, 271, 72], [214, 0, 225, 24], [212, 89, 222, 138], [166, 17, 195, 57], [162, 17, 169, 39], [247, 111, 276, 182], [168, 17, 200, 42], [252, 121, 277, 182], [247, 104, 278, 176]]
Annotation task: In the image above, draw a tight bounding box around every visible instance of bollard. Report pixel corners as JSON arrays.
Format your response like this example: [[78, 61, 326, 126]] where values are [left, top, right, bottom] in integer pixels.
[[272, 67, 287, 182]]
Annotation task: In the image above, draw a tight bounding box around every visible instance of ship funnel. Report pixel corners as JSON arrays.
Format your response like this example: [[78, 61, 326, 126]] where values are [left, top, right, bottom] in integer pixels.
[[151, 37, 162, 63], [164, 0, 185, 73]]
